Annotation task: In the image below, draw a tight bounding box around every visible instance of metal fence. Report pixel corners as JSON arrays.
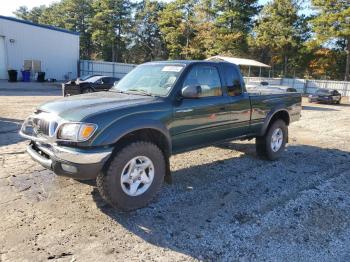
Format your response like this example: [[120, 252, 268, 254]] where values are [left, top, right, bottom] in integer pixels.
[[79, 60, 136, 79], [79, 61, 350, 97], [244, 77, 350, 97]]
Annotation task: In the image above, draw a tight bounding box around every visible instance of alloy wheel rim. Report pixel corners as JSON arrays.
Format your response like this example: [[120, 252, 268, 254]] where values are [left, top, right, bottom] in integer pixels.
[[120, 156, 154, 196], [271, 128, 283, 152]]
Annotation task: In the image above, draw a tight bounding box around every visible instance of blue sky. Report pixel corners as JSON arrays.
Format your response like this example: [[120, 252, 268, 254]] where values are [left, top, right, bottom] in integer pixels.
[[0, 0, 312, 17]]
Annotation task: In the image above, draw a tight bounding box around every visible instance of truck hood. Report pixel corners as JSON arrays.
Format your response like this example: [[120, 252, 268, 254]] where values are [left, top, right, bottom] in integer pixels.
[[38, 91, 159, 121]]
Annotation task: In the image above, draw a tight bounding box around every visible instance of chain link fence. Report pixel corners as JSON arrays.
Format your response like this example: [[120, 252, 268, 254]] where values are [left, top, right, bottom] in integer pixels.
[[244, 77, 350, 97], [79, 60, 136, 79]]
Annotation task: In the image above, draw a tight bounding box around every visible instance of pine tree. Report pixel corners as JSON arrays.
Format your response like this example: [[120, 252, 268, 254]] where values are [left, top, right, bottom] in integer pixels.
[[91, 0, 132, 62], [59, 0, 95, 59], [311, 0, 350, 80], [253, 0, 304, 76], [213, 0, 260, 56], [129, 0, 167, 63], [158, 0, 197, 59]]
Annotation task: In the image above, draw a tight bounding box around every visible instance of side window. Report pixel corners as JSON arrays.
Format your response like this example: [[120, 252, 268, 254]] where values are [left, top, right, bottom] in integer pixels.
[[183, 65, 222, 97], [224, 65, 242, 96], [95, 77, 103, 84], [102, 77, 111, 84]]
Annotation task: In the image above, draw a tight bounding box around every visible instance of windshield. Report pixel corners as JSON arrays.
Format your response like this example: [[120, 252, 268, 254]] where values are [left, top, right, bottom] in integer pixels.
[[112, 64, 185, 96], [316, 89, 331, 95], [80, 75, 100, 81]]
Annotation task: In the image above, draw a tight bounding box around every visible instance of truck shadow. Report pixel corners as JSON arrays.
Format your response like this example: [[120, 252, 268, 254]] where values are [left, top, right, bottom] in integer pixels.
[[302, 105, 339, 111], [92, 143, 350, 260], [0, 81, 61, 97], [0, 117, 24, 147]]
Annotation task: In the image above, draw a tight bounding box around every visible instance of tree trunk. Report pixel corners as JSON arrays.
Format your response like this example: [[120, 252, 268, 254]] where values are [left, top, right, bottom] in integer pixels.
[[345, 38, 350, 81], [112, 42, 116, 62], [284, 55, 288, 77]]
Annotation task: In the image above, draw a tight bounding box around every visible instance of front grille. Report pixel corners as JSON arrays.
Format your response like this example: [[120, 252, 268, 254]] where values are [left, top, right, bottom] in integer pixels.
[[21, 114, 59, 140], [33, 118, 50, 135]]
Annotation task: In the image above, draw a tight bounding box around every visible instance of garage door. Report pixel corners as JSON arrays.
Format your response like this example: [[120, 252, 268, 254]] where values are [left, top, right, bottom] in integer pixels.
[[0, 36, 7, 79]]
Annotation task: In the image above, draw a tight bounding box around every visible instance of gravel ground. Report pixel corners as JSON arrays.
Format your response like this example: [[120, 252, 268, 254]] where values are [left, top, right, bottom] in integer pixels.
[[0, 82, 350, 261]]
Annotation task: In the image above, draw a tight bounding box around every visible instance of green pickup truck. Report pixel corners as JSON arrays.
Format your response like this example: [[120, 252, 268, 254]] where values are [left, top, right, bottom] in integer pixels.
[[20, 61, 301, 210]]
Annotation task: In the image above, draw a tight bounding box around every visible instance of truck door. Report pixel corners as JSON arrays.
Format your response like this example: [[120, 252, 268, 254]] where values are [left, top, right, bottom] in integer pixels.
[[170, 64, 233, 153], [97, 77, 113, 91], [221, 63, 251, 137]]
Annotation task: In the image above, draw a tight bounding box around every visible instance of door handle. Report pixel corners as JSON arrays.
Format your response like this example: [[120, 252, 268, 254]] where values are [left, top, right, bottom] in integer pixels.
[[176, 108, 193, 113]]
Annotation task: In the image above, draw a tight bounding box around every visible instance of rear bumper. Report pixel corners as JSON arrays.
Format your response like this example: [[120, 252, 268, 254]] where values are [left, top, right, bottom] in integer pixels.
[[26, 142, 112, 180]]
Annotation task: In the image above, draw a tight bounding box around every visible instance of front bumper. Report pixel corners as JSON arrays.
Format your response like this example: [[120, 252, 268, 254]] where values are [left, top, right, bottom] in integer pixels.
[[317, 96, 332, 102], [26, 141, 112, 180], [62, 83, 82, 96], [309, 95, 339, 103]]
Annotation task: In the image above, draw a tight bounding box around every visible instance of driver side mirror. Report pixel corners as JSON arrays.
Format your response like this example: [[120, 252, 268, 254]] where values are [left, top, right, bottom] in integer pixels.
[[181, 85, 202, 99]]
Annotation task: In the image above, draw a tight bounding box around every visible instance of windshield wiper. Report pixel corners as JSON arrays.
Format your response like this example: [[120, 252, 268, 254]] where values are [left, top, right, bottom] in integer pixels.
[[126, 89, 154, 96], [109, 89, 125, 94]]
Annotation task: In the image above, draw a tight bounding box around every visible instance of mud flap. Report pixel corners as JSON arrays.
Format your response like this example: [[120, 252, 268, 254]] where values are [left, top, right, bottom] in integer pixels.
[[164, 156, 172, 184]]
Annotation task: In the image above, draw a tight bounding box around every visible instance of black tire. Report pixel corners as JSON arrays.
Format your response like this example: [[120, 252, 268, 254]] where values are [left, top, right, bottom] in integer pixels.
[[256, 120, 288, 160], [82, 87, 93, 93], [97, 141, 165, 211]]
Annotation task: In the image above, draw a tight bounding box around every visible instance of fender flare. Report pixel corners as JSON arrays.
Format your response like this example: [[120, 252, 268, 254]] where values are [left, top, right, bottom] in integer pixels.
[[259, 108, 290, 137], [92, 119, 173, 184], [92, 119, 172, 154]]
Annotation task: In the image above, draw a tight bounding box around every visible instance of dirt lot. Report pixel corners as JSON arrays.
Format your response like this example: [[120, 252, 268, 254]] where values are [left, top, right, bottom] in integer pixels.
[[1, 81, 350, 261]]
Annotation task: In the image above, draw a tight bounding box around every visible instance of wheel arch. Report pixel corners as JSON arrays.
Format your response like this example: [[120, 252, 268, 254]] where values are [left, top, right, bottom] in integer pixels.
[[104, 126, 173, 184], [111, 127, 172, 157], [260, 109, 290, 137]]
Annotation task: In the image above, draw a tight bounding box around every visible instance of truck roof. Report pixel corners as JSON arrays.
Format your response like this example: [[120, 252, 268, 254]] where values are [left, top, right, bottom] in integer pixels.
[[145, 60, 237, 66]]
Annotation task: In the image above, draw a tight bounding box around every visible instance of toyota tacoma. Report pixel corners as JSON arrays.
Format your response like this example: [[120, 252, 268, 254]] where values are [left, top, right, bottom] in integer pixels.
[[20, 61, 302, 210]]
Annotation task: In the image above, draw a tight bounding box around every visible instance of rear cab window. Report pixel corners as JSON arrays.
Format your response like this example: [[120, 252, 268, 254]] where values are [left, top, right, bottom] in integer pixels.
[[222, 64, 244, 96]]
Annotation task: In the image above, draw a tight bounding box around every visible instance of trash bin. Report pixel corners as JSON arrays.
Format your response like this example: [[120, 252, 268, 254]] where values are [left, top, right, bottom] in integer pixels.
[[37, 72, 45, 82], [21, 70, 31, 82], [8, 70, 18, 82]]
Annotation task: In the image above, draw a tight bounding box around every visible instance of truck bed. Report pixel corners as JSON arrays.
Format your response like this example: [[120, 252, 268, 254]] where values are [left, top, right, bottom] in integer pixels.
[[248, 91, 302, 133]]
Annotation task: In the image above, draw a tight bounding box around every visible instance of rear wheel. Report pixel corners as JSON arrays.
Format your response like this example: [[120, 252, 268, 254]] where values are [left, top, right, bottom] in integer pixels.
[[256, 120, 288, 160], [82, 87, 93, 93], [97, 141, 165, 211]]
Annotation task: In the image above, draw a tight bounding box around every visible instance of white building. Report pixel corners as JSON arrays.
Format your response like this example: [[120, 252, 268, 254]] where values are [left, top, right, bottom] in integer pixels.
[[0, 15, 79, 81]]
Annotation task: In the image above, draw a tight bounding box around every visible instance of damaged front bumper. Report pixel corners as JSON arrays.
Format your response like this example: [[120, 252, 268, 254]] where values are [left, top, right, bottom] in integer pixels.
[[24, 140, 112, 180], [19, 123, 112, 180]]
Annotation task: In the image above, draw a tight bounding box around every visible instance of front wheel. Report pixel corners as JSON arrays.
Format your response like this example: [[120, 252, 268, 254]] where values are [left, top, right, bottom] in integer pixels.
[[256, 120, 288, 160], [97, 141, 165, 211]]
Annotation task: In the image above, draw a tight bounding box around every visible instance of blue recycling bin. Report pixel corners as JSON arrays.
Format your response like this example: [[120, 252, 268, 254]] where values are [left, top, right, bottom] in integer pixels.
[[21, 70, 30, 82]]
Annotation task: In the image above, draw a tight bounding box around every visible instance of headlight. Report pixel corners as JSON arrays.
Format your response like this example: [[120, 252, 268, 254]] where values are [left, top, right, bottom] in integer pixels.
[[57, 123, 97, 141]]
